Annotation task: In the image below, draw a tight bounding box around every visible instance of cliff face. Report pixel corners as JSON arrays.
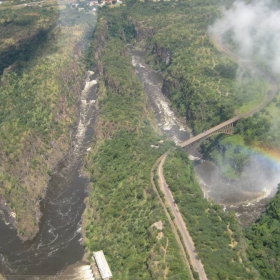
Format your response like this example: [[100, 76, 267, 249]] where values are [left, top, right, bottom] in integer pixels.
[[152, 43, 172, 66], [94, 18, 108, 77], [0, 131, 74, 240], [130, 14, 233, 133], [132, 21, 187, 118], [82, 11, 194, 279], [0, 55, 84, 241], [0, 10, 91, 240], [134, 21, 172, 66], [134, 22, 156, 42]]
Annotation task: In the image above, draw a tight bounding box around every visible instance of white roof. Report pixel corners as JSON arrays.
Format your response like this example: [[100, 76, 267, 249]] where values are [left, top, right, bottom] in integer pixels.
[[93, 251, 112, 279]]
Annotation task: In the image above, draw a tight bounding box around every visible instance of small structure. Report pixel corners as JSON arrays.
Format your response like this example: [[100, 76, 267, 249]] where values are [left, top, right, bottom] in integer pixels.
[[93, 251, 112, 280]]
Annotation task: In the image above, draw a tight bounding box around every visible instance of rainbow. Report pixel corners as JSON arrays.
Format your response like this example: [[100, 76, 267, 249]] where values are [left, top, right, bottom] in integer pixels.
[[252, 145, 280, 168]]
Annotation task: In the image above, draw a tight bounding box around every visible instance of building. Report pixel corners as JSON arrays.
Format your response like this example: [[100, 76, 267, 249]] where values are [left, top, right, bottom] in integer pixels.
[[93, 251, 112, 280]]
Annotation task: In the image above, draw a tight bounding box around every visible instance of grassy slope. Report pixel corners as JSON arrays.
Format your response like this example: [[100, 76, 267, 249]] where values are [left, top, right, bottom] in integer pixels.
[[0, 4, 95, 240], [83, 16, 192, 279]]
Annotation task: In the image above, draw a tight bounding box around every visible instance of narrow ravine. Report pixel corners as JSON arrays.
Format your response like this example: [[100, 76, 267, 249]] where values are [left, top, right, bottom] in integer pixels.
[[0, 72, 98, 279], [129, 45, 280, 226]]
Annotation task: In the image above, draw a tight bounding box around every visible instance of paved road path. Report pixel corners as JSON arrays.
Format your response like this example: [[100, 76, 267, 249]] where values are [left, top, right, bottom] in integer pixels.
[[157, 154, 208, 280]]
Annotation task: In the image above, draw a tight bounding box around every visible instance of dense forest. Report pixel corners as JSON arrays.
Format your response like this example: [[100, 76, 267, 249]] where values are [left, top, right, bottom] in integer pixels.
[[0, 2, 95, 240], [83, 12, 192, 279], [84, 0, 280, 279]]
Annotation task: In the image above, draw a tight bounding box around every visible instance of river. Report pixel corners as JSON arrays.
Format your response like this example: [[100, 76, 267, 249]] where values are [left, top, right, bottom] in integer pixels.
[[129, 46, 280, 226], [0, 33, 278, 280], [0, 72, 98, 279]]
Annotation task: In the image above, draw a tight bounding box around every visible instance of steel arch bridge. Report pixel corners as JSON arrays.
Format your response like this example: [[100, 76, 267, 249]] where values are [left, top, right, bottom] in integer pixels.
[[179, 117, 238, 153]]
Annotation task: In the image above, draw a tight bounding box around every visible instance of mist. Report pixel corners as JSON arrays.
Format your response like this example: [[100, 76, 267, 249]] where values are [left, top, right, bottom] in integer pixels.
[[209, 0, 280, 74]]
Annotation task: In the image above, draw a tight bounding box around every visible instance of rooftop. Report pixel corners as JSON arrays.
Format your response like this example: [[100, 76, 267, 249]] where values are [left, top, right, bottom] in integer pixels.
[[93, 250, 112, 279]]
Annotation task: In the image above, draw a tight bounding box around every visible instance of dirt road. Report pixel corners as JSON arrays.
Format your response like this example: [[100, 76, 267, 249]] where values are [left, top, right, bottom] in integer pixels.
[[157, 154, 208, 280]]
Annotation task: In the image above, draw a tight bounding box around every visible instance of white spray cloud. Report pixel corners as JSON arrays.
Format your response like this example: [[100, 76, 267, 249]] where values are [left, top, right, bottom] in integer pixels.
[[209, 0, 280, 74]]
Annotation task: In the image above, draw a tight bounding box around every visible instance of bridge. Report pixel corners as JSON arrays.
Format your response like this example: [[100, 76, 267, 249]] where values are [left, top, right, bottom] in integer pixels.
[[179, 116, 239, 153], [178, 35, 277, 154], [179, 117, 237, 153], [179, 75, 278, 153]]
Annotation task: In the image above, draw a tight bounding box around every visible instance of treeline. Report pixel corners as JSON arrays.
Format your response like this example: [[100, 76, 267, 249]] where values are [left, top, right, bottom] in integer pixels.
[[83, 7, 192, 280], [245, 186, 280, 279], [130, 0, 280, 180], [125, 0, 280, 199]]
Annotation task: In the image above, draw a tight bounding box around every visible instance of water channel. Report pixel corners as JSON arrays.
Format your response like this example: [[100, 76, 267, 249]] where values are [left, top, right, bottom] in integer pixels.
[[0, 72, 98, 279], [129, 46, 280, 226]]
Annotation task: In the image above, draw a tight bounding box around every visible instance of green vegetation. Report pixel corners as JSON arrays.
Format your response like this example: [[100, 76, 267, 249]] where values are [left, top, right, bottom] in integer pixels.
[[0, 2, 96, 239], [245, 186, 280, 279], [164, 149, 255, 279], [83, 11, 192, 279], [123, 0, 280, 185], [99, 0, 280, 180], [84, 1, 280, 278], [128, 2, 280, 278], [87, 2, 280, 279], [235, 74, 269, 114]]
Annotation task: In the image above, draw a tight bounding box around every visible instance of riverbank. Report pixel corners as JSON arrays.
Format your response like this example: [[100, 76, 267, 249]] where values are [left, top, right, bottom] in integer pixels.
[[0, 4, 96, 241]]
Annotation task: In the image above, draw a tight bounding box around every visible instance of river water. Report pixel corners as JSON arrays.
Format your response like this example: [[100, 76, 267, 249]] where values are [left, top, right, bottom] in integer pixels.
[[0, 72, 98, 279], [129, 46, 280, 226]]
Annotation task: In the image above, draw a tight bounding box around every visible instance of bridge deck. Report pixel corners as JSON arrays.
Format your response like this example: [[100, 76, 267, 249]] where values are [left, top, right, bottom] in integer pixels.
[[179, 116, 239, 148]]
